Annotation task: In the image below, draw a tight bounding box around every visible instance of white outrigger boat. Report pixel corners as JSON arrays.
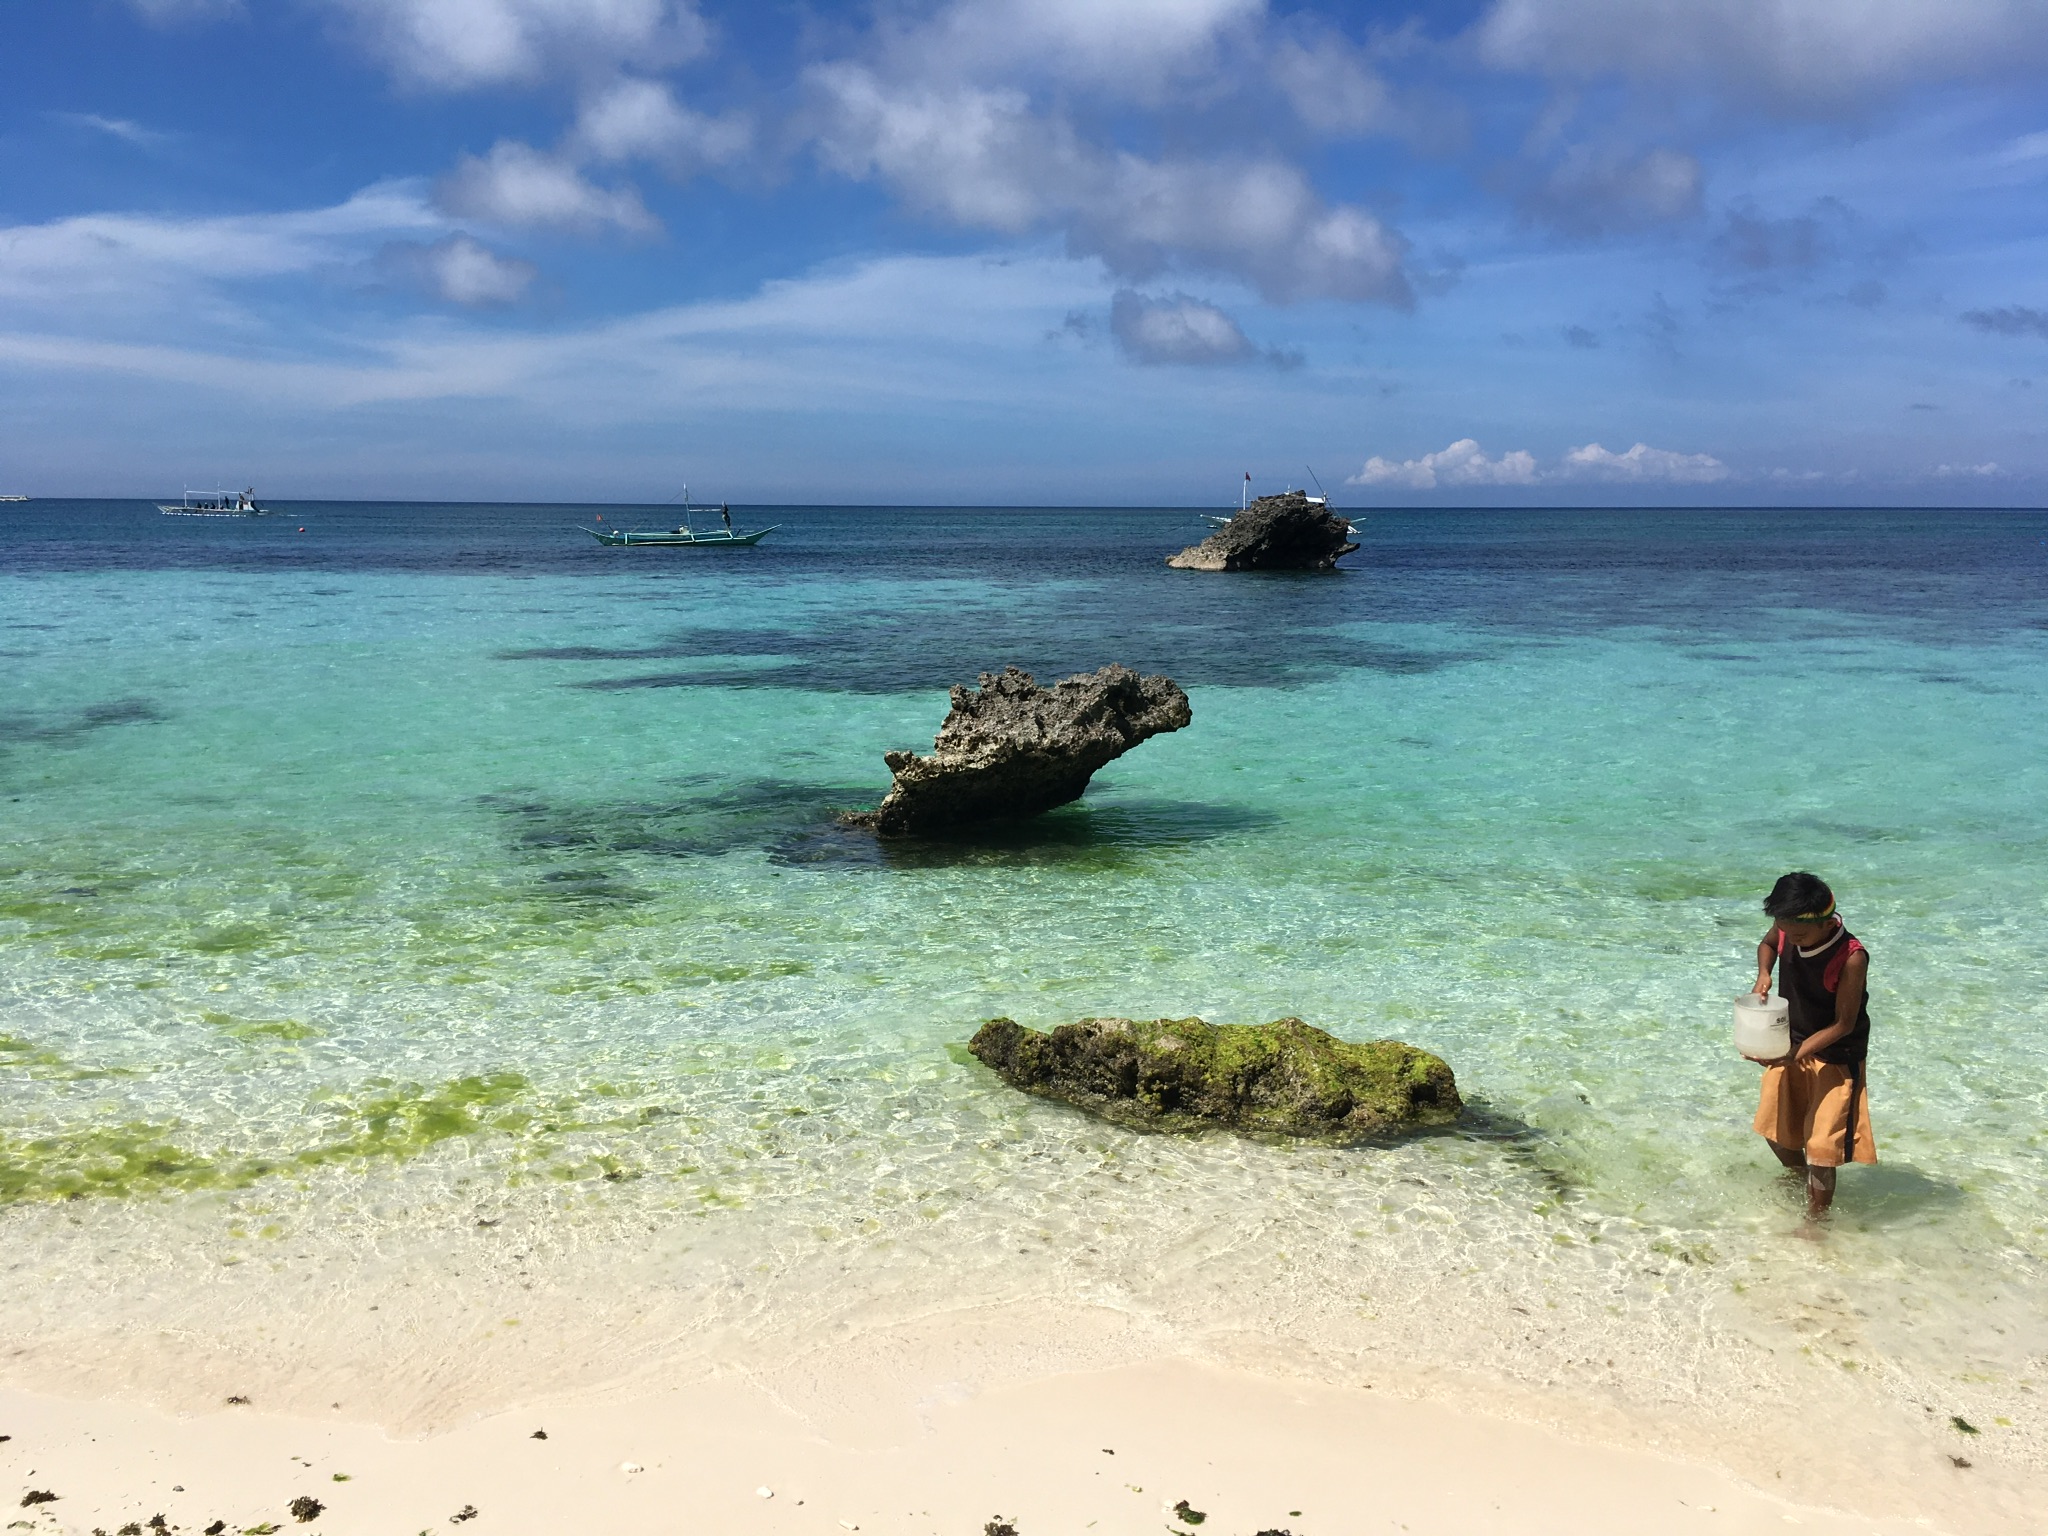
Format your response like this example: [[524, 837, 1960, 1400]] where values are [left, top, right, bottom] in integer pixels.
[[160, 487, 269, 517], [1206, 468, 1357, 531], [581, 493, 776, 547]]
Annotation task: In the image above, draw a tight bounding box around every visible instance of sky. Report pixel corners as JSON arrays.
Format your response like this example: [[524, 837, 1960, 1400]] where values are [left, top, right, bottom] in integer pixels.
[[1, 0, 2046, 506]]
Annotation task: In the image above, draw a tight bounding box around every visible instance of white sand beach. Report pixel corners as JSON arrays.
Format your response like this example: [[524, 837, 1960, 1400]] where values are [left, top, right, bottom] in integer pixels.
[[5, 1301, 2041, 1536]]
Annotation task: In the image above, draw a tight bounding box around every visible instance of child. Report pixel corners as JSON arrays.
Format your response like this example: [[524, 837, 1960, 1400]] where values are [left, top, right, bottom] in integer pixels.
[[1747, 871, 1876, 1218]]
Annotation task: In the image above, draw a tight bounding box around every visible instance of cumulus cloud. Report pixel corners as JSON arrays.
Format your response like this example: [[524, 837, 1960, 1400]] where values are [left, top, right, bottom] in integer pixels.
[[1106, 289, 1300, 367], [1934, 461, 2001, 477], [1268, 29, 1395, 137], [1348, 439, 1540, 489], [810, 67, 1411, 305], [572, 76, 750, 171], [1515, 143, 1702, 237], [890, 0, 1263, 99], [379, 233, 537, 305], [436, 140, 655, 232], [1347, 438, 1729, 489], [1963, 306, 2048, 339], [1560, 441, 1728, 482], [325, 0, 709, 90], [1474, 0, 2048, 109]]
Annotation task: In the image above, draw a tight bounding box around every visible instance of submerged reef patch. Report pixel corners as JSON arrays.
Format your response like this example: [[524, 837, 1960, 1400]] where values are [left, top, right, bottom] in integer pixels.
[[968, 1015, 1461, 1143], [0, 1072, 549, 1206]]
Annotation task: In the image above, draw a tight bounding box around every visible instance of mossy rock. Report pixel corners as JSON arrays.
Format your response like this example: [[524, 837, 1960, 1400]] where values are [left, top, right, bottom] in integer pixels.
[[967, 1015, 1460, 1143]]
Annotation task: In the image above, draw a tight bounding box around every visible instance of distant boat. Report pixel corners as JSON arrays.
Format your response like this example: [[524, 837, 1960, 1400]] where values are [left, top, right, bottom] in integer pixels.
[[160, 488, 269, 517], [0, 493, 26, 502], [582, 501, 776, 547]]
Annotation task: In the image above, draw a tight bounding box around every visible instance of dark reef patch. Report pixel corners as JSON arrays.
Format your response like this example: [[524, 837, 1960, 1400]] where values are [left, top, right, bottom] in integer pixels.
[[483, 779, 1276, 875], [0, 696, 168, 748], [510, 606, 1480, 694]]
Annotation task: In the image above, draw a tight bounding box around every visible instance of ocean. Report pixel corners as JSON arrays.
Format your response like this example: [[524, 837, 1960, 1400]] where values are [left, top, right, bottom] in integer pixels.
[[2, 500, 2044, 1473]]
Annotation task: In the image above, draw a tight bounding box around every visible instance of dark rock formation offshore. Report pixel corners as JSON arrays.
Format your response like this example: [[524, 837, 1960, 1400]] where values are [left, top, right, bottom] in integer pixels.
[[845, 664, 1191, 836], [1166, 490, 1358, 572], [968, 1015, 1461, 1143]]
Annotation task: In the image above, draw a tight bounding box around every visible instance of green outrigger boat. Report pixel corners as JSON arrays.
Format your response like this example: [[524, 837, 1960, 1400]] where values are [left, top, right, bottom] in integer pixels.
[[582, 500, 777, 547]]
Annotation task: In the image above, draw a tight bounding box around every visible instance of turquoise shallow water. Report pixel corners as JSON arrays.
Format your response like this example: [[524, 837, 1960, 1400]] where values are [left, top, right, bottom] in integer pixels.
[[3, 501, 2046, 1459]]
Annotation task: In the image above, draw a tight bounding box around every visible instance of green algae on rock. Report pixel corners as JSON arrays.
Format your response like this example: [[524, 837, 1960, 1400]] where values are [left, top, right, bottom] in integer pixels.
[[967, 1015, 1460, 1143]]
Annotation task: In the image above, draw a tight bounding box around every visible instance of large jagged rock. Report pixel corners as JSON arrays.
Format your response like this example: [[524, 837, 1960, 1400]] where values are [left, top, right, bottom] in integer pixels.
[[968, 1015, 1461, 1143], [845, 664, 1191, 836], [1166, 490, 1358, 572]]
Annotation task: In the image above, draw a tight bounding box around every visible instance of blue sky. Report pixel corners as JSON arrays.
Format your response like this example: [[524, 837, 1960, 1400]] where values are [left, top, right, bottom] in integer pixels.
[[2, 0, 2045, 505]]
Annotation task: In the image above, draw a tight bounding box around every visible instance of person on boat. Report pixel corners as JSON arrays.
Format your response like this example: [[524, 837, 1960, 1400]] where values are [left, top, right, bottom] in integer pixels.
[[1744, 872, 1876, 1218], [720, 504, 732, 533]]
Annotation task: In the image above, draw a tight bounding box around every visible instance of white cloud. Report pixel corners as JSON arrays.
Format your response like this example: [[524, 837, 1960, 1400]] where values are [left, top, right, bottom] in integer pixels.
[[325, 0, 709, 89], [54, 112, 168, 147], [1346, 438, 1730, 489], [572, 77, 751, 171], [1475, 0, 2048, 108], [1348, 439, 1540, 489], [1934, 461, 2001, 477], [0, 249, 1108, 415], [1269, 32, 1396, 137], [0, 184, 443, 311], [1108, 290, 1256, 365], [1998, 130, 2048, 165], [810, 67, 1410, 305], [436, 140, 655, 233], [894, 0, 1263, 99], [381, 234, 537, 305], [1560, 441, 1728, 482]]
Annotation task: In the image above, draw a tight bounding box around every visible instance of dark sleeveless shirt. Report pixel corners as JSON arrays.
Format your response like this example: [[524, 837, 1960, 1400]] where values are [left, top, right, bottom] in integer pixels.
[[1775, 924, 1871, 1066]]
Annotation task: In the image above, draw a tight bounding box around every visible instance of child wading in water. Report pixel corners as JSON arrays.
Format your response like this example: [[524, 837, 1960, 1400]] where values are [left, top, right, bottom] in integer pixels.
[[1748, 872, 1876, 1218]]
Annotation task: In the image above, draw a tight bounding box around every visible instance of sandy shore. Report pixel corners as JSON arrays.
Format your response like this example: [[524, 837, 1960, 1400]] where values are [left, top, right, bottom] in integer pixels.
[[5, 1335, 2033, 1536]]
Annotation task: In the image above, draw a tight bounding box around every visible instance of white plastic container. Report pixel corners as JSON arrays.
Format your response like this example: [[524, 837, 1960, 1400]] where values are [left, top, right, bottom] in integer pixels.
[[1734, 992, 1791, 1059]]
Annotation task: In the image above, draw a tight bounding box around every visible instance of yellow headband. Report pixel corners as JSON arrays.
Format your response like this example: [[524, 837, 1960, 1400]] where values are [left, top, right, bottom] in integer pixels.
[[1790, 897, 1836, 922]]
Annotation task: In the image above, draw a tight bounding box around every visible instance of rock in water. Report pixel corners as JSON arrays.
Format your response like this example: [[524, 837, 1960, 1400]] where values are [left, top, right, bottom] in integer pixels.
[[848, 665, 1191, 836], [967, 1016, 1460, 1142], [1166, 491, 1358, 572]]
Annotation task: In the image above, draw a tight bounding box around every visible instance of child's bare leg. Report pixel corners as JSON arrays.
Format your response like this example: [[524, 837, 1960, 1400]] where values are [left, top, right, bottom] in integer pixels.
[[1805, 1164, 1837, 1218], [1766, 1140, 1807, 1170]]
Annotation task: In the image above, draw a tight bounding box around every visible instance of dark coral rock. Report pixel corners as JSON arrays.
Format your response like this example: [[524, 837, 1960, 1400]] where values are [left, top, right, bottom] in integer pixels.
[[844, 665, 1190, 836], [1167, 491, 1358, 572], [967, 1016, 1459, 1143], [289, 1494, 324, 1522]]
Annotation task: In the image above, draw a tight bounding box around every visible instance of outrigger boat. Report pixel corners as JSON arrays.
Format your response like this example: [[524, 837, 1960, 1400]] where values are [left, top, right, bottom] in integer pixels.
[[159, 487, 269, 517], [1207, 467, 1358, 531], [581, 495, 776, 547]]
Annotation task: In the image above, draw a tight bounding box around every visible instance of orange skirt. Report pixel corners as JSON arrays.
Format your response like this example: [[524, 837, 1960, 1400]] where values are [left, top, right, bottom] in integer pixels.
[[1755, 1058, 1876, 1167]]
